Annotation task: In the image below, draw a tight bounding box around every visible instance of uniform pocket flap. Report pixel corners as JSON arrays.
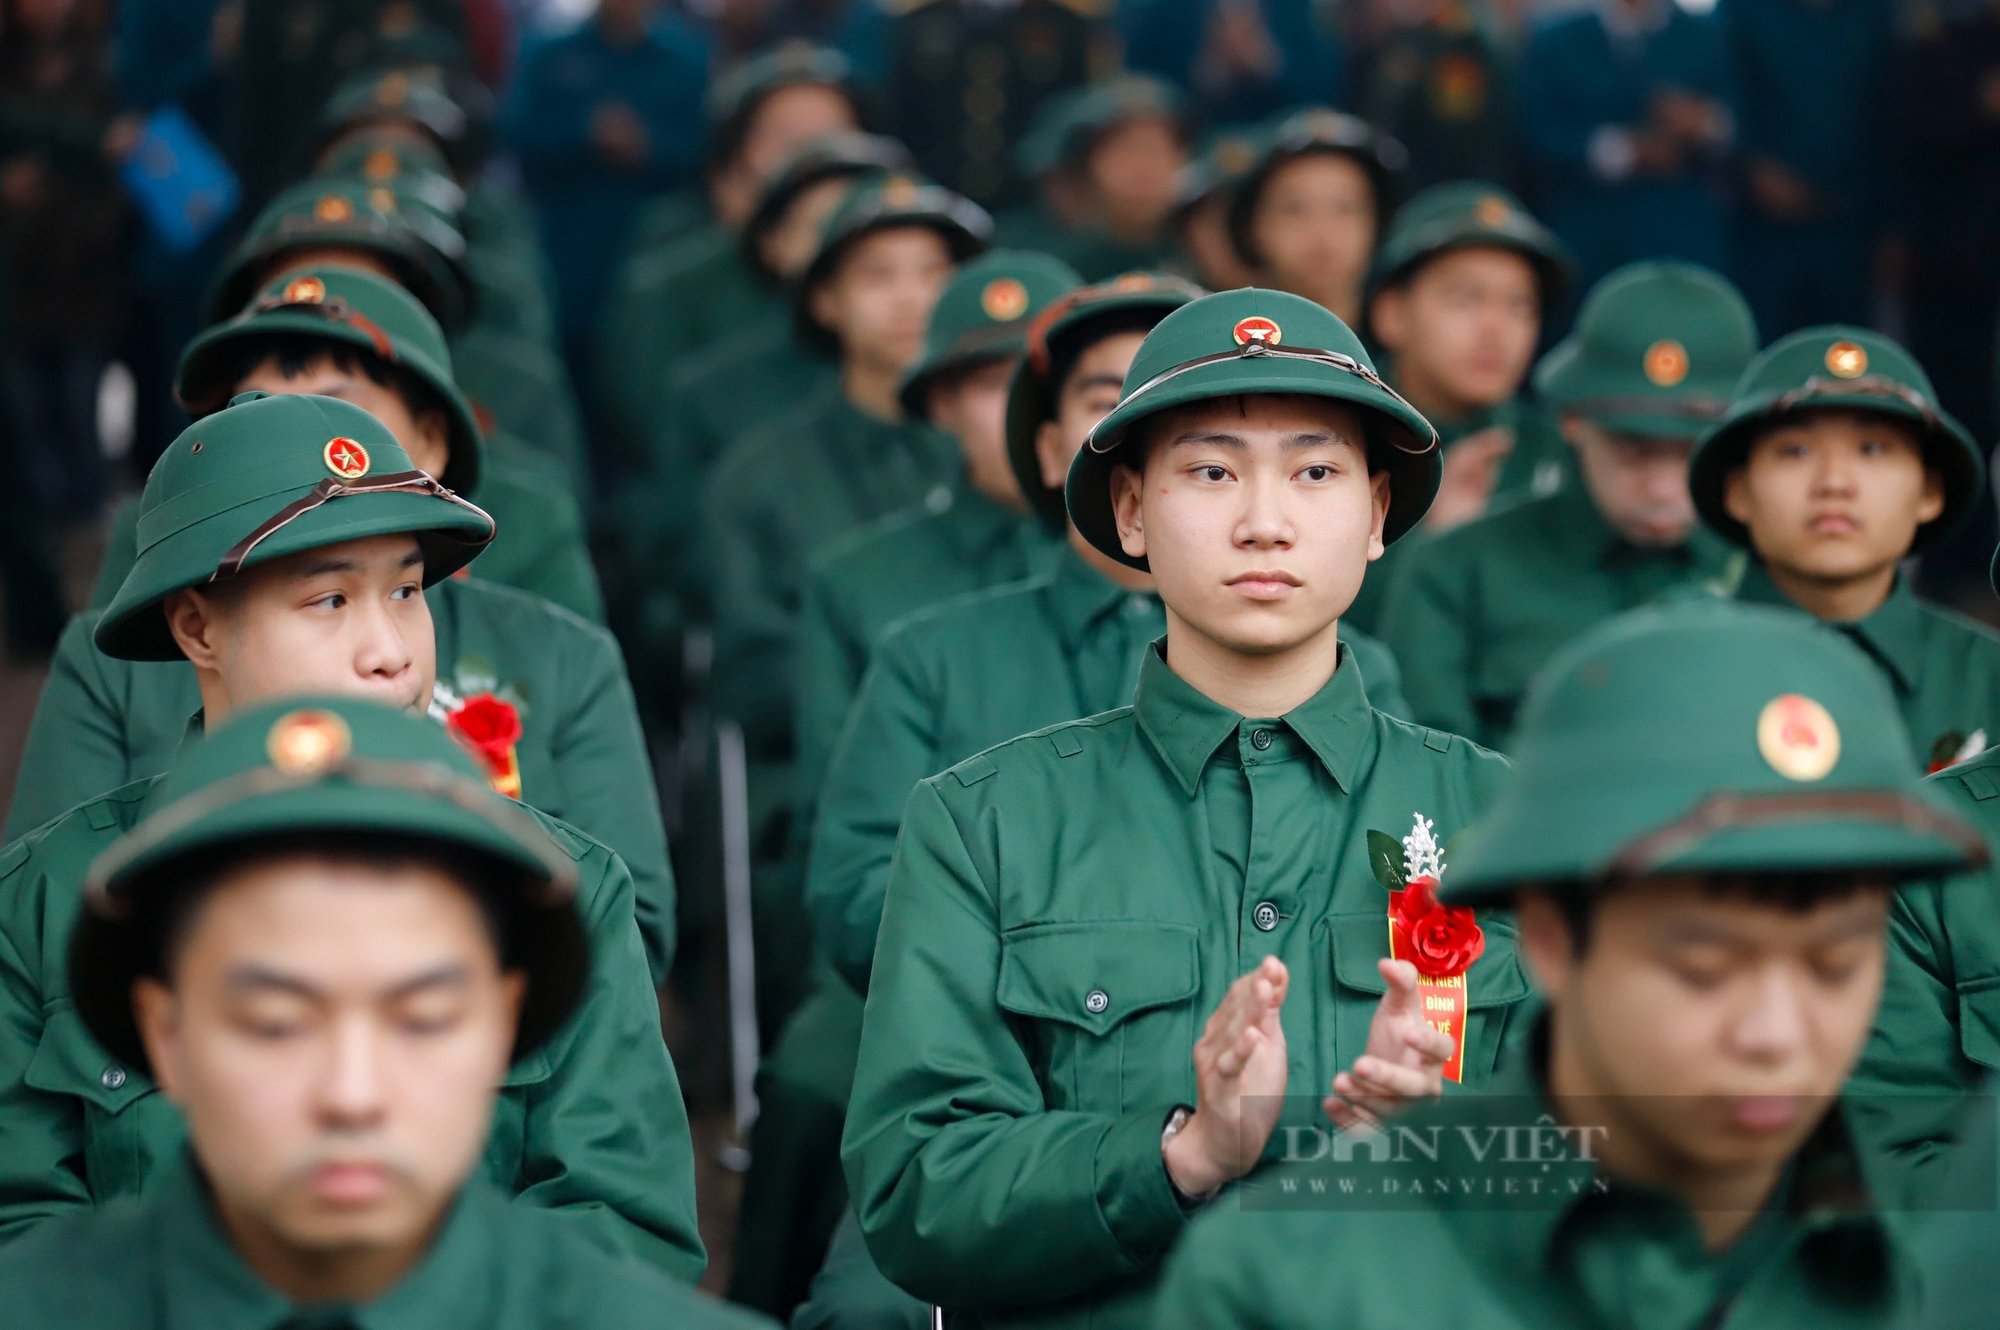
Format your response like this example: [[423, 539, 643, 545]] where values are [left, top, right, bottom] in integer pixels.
[[997, 921, 1200, 1036], [1957, 979, 2000, 1070], [24, 1007, 155, 1114], [500, 1048, 554, 1089], [1328, 912, 1531, 1010]]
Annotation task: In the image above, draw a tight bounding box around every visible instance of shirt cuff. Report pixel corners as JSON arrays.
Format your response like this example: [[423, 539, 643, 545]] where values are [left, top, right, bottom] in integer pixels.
[[1095, 1105, 1194, 1262], [1588, 126, 1637, 181]]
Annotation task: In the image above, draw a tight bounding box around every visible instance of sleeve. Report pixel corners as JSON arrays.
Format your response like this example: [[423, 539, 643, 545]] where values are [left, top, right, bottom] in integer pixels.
[[803, 627, 943, 991], [1375, 541, 1480, 742], [791, 558, 867, 839], [1152, 1208, 1286, 1330], [516, 493, 608, 625], [0, 850, 94, 1240], [700, 461, 800, 753], [513, 845, 705, 1281], [1847, 877, 1983, 1203], [547, 619, 675, 983], [840, 781, 1190, 1307], [6, 617, 132, 840]]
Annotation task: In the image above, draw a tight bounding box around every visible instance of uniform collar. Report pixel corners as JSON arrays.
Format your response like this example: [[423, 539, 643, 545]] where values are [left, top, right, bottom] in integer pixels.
[[1542, 478, 1727, 574], [1460, 1023, 1904, 1308], [158, 1152, 507, 1330], [1044, 543, 1160, 651], [1132, 637, 1375, 798], [1733, 562, 1929, 696]]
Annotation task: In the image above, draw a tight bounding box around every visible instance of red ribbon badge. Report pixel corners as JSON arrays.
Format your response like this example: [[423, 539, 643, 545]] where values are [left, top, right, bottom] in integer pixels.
[[1386, 875, 1485, 1082], [446, 692, 523, 800]]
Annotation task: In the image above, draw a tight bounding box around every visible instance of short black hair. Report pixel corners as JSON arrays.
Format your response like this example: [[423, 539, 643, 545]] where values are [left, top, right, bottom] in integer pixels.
[[1121, 393, 1393, 474], [1047, 308, 1168, 407], [205, 335, 444, 426], [1544, 870, 1891, 954], [133, 832, 533, 985]]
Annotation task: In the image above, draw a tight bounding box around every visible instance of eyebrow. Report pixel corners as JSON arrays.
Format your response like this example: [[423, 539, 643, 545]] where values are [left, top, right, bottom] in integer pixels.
[[223, 962, 473, 1002], [1069, 374, 1125, 394], [1167, 431, 1354, 451], [292, 548, 423, 581]]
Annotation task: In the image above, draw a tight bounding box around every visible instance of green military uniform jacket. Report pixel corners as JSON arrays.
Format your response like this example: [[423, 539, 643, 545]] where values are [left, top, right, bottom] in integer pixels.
[[793, 486, 1059, 817], [840, 645, 1523, 1329], [1728, 563, 2000, 775], [992, 204, 1175, 282], [697, 381, 960, 856], [1380, 479, 1732, 747], [87, 447, 606, 626], [0, 778, 704, 1280], [7, 577, 677, 983], [1155, 1038, 1916, 1329], [0, 1154, 761, 1328], [1850, 746, 2000, 1204], [452, 326, 593, 502], [1342, 393, 1567, 634]]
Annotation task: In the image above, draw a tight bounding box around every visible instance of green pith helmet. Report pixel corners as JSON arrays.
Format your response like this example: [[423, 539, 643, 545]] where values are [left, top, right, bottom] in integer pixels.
[[706, 42, 861, 163], [1227, 108, 1407, 267], [315, 133, 468, 215], [1534, 261, 1758, 439], [1006, 271, 1205, 531], [1689, 326, 1984, 552], [1365, 180, 1569, 307], [1444, 600, 1986, 907], [794, 175, 993, 350], [73, 697, 586, 1073], [312, 67, 478, 173], [897, 251, 1082, 417], [95, 393, 493, 663], [1014, 74, 1187, 181], [1066, 287, 1440, 569], [207, 178, 472, 331], [1172, 126, 1264, 221], [743, 131, 914, 268], [177, 266, 485, 495]]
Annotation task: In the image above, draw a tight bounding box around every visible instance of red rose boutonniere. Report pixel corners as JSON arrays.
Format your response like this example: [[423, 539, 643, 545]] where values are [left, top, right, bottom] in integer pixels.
[[445, 691, 524, 800]]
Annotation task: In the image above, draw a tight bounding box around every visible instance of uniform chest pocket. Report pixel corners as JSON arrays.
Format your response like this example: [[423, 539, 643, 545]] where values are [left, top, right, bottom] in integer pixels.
[[479, 1049, 556, 1189], [23, 1007, 175, 1202], [1326, 913, 1534, 1084], [1954, 976, 2000, 1072], [996, 922, 1200, 1117]]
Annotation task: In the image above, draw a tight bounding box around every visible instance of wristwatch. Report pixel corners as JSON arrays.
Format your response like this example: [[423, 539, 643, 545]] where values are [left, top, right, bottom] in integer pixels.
[[1160, 1105, 1209, 1209]]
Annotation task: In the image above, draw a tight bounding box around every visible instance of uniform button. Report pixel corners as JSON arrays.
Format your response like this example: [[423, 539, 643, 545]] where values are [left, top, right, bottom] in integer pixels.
[[1251, 728, 1274, 751], [1253, 901, 1279, 932], [1085, 989, 1109, 1014], [100, 1065, 126, 1090]]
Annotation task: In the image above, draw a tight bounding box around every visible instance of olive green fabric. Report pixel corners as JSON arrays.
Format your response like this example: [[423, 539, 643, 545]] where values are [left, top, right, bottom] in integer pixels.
[[793, 488, 1063, 829], [1445, 600, 1982, 908], [1069, 288, 1442, 569], [451, 323, 591, 495], [0, 1155, 760, 1328], [896, 250, 1080, 415], [1155, 1041, 1916, 1330], [1012, 74, 1186, 182], [1905, 1074, 2000, 1328], [314, 66, 479, 174], [178, 266, 486, 493], [793, 1207, 927, 1330], [1227, 108, 1407, 268], [73, 697, 585, 1070], [840, 643, 1520, 1328], [11, 577, 677, 986], [990, 203, 1181, 285], [796, 177, 993, 350], [1534, 260, 1758, 438], [1340, 393, 1567, 636], [209, 177, 472, 331], [1723, 561, 2000, 779], [1004, 272, 1203, 533], [1849, 747, 2000, 1206], [1365, 180, 1569, 306], [1690, 326, 1984, 553], [318, 133, 461, 198], [0, 750, 704, 1278], [95, 393, 492, 662], [1380, 478, 1734, 747]]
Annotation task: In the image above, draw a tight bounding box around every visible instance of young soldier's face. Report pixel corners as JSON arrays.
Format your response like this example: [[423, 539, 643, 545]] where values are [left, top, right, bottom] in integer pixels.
[[164, 534, 438, 716], [1723, 409, 1943, 585], [1086, 117, 1186, 235], [1034, 330, 1147, 491], [1519, 877, 1889, 1177], [235, 354, 452, 480], [1566, 419, 1696, 548], [1250, 156, 1377, 312], [1370, 248, 1540, 412], [1111, 393, 1387, 655], [927, 355, 1022, 504], [135, 854, 524, 1275], [812, 227, 956, 376], [739, 84, 860, 185]]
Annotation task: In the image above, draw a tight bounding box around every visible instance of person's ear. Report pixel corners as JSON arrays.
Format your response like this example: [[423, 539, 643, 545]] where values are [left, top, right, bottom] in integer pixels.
[[164, 589, 229, 673], [1917, 464, 1946, 526], [1559, 414, 1585, 453], [1112, 462, 1147, 562], [1722, 463, 1754, 529], [1515, 893, 1578, 1003], [1034, 419, 1068, 491], [416, 406, 450, 463], [1369, 287, 1410, 353], [1366, 469, 1391, 564], [808, 281, 841, 337], [133, 978, 184, 1104]]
